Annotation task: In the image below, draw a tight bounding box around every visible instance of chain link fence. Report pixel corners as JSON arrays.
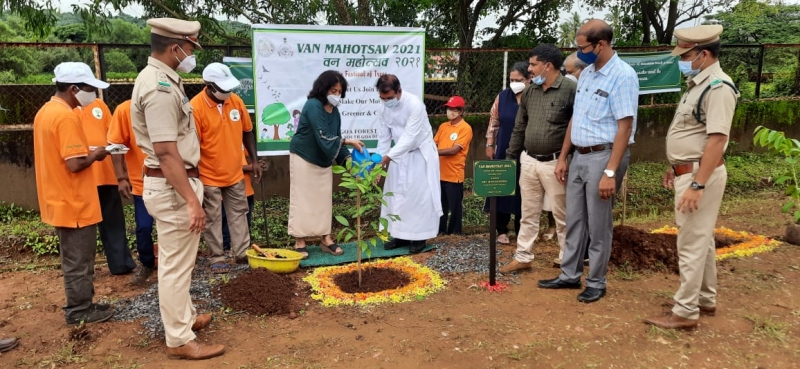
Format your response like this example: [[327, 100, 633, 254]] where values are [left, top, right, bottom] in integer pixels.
[[2, 42, 800, 127]]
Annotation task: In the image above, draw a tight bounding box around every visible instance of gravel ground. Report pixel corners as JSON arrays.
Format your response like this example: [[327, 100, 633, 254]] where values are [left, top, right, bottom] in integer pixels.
[[425, 237, 522, 284], [112, 257, 249, 338]]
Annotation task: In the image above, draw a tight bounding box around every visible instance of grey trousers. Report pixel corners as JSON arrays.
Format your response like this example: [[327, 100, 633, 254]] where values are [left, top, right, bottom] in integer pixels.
[[203, 180, 251, 264], [558, 148, 629, 289], [56, 225, 97, 320]]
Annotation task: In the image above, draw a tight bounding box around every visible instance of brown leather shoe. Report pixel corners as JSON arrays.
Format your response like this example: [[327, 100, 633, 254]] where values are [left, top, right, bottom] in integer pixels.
[[662, 300, 717, 316], [191, 314, 212, 331], [499, 259, 532, 274], [166, 340, 225, 360], [644, 313, 698, 330]]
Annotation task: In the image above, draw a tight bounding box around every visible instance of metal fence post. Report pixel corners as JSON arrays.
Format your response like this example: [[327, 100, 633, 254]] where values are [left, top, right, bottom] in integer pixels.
[[93, 44, 104, 100], [502, 51, 508, 90], [756, 44, 765, 98]]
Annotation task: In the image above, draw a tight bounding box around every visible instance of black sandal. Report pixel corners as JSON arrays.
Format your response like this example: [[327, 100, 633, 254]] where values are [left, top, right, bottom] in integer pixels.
[[320, 243, 344, 256], [294, 247, 309, 260]]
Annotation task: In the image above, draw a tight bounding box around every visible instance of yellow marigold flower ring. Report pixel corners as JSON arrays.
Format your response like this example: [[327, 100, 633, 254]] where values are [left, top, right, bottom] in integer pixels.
[[303, 257, 447, 307], [651, 226, 780, 261]]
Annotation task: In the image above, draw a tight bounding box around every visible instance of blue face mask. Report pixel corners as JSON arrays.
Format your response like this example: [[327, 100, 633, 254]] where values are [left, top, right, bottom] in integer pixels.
[[532, 68, 549, 86], [383, 97, 398, 108], [678, 52, 704, 77], [576, 48, 598, 65]]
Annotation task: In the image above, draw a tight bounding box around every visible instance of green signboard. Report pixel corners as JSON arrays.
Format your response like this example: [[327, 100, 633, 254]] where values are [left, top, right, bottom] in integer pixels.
[[619, 52, 681, 95], [222, 57, 255, 113], [473, 160, 517, 197]]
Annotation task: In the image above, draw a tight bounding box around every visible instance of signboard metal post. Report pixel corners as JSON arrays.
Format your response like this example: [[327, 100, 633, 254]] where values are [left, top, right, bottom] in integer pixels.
[[473, 160, 517, 286]]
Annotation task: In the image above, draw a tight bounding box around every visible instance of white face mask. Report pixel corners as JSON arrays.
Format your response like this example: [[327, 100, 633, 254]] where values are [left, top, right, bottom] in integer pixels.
[[212, 90, 232, 101], [383, 97, 399, 108], [509, 82, 526, 94], [327, 94, 341, 107], [446, 109, 461, 120], [75, 89, 96, 107], [175, 47, 196, 73]]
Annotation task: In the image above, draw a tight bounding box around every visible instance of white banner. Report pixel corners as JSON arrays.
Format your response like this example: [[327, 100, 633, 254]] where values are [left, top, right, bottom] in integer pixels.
[[251, 24, 425, 156]]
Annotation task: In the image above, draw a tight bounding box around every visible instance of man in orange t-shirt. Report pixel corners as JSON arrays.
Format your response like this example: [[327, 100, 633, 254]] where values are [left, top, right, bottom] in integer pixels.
[[107, 100, 158, 286], [433, 96, 473, 235], [192, 63, 260, 273], [34, 62, 113, 325], [76, 98, 136, 275]]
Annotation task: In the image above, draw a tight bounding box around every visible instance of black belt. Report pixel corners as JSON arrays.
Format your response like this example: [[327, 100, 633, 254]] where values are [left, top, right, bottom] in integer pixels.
[[527, 151, 560, 162], [575, 143, 612, 154], [144, 167, 199, 178]]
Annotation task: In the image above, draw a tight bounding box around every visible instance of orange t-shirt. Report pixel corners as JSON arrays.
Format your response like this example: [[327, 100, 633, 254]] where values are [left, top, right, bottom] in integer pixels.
[[242, 147, 254, 197], [191, 89, 253, 187], [74, 99, 116, 186], [434, 119, 473, 183], [107, 100, 147, 196], [34, 97, 102, 228]]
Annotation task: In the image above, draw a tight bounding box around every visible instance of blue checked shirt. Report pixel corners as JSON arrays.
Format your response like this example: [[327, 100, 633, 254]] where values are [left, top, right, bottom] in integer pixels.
[[571, 53, 639, 147]]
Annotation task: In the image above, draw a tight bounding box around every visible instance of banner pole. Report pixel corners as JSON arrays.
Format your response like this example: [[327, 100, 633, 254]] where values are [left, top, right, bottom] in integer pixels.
[[489, 196, 497, 286]]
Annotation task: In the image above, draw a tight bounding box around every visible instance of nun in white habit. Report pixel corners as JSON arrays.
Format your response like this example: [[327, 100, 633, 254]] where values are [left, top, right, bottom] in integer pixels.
[[375, 74, 442, 253]]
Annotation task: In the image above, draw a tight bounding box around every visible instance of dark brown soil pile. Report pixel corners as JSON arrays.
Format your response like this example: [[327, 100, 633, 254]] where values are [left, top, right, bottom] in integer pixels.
[[334, 266, 412, 293], [217, 268, 298, 315], [610, 226, 749, 274], [611, 226, 680, 273]]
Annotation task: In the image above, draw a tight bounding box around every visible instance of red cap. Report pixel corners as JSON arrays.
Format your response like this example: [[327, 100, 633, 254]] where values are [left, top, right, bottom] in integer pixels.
[[443, 95, 465, 108]]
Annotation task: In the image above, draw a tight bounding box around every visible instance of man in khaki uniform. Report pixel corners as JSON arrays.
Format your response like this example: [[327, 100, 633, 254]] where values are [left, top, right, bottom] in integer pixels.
[[131, 18, 224, 359], [644, 25, 738, 330]]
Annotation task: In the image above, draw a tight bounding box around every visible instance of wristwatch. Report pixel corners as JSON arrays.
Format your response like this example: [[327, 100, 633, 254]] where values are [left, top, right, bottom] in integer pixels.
[[691, 181, 705, 190], [603, 169, 615, 178], [486, 144, 494, 148]]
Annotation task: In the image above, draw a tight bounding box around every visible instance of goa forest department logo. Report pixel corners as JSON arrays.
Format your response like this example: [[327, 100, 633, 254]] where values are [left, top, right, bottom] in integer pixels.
[[91, 107, 103, 119], [230, 109, 241, 122], [278, 38, 293, 58], [257, 38, 276, 57]]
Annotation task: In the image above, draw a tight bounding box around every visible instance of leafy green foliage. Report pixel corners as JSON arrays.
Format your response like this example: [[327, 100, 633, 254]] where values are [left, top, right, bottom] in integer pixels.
[[753, 126, 800, 222], [333, 157, 397, 286]]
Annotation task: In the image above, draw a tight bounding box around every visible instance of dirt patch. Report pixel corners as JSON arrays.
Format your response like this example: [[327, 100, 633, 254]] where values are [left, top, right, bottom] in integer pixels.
[[611, 226, 755, 273], [217, 268, 299, 315], [611, 225, 680, 273], [333, 266, 411, 293]]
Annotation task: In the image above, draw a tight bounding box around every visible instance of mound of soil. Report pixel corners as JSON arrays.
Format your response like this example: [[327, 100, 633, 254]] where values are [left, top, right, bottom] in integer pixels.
[[610, 226, 750, 274], [217, 268, 298, 315], [611, 226, 679, 273], [333, 266, 411, 293]]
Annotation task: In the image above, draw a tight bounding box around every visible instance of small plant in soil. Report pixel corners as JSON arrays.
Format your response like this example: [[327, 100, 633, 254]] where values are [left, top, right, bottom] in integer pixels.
[[753, 126, 800, 222], [333, 158, 399, 287]]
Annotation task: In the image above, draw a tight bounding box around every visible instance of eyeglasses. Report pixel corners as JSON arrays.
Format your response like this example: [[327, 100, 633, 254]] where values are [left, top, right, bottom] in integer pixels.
[[576, 43, 596, 52]]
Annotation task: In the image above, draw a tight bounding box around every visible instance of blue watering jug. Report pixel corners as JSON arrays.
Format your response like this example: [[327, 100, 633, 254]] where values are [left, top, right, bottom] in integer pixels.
[[351, 147, 380, 177]]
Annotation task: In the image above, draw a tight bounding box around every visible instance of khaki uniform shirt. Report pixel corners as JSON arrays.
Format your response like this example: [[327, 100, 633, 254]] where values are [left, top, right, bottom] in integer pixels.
[[666, 61, 738, 164], [131, 57, 200, 169]]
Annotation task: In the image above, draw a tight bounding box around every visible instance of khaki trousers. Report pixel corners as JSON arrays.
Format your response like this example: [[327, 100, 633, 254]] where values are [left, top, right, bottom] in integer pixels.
[[514, 153, 567, 263], [672, 164, 727, 320], [143, 175, 204, 348], [203, 180, 250, 264]]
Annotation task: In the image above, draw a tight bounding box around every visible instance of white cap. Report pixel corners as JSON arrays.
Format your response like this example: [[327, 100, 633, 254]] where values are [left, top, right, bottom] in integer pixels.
[[51, 62, 109, 89], [202, 63, 240, 91]]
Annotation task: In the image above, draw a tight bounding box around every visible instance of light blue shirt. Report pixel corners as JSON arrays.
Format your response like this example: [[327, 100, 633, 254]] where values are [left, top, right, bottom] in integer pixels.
[[571, 52, 639, 147]]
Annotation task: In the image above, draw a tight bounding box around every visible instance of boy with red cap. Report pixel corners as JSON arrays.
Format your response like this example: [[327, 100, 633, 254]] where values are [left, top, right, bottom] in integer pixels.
[[434, 96, 473, 235]]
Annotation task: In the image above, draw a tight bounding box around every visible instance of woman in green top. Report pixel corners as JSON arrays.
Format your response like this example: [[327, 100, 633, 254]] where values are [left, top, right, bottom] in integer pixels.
[[288, 70, 364, 259]]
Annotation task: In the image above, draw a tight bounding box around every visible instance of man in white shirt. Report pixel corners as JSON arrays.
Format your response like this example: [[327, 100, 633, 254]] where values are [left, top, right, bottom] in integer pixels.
[[376, 74, 442, 253]]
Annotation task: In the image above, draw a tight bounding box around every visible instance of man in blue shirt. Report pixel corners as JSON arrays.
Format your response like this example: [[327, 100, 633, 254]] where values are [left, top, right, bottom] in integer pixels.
[[538, 19, 639, 303]]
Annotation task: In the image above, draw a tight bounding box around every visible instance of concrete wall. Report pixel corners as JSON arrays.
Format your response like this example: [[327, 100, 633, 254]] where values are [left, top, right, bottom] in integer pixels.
[[3, 99, 800, 210]]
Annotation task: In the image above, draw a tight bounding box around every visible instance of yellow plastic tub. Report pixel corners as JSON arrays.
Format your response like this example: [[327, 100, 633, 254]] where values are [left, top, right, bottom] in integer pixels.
[[246, 248, 303, 273]]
